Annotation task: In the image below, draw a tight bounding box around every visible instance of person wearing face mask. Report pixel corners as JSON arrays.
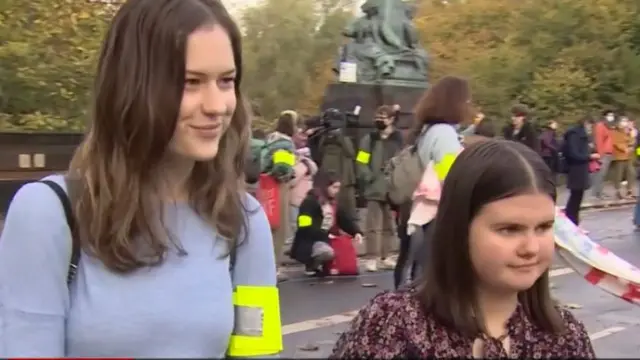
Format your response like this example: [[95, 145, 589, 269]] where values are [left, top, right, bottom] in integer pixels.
[[591, 110, 615, 200], [356, 105, 404, 272]]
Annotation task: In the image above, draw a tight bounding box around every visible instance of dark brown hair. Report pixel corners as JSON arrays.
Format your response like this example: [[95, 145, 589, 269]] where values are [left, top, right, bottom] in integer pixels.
[[410, 75, 471, 143], [511, 103, 530, 118], [274, 110, 298, 137], [474, 118, 496, 138], [69, 0, 250, 273], [375, 105, 396, 119], [313, 170, 341, 202], [416, 139, 563, 337]]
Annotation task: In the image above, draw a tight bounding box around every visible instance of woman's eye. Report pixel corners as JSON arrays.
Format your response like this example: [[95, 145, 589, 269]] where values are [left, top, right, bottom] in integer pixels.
[[497, 226, 519, 235], [219, 77, 236, 88], [535, 223, 554, 234], [185, 78, 200, 88]]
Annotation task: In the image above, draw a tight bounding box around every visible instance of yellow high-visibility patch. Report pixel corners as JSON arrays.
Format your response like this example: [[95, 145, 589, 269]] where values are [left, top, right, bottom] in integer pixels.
[[433, 153, 457, 181], [356, 150, 371, 164], [297, 215, 312, 228], [272, 149, 295, 166], [228, 285, 282, 357]]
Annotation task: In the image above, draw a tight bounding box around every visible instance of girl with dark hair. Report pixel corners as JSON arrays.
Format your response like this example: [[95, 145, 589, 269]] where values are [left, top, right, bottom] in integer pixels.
[[0, 0, 281, 357], [332, 140, 594, 358], [289, 171, 363, 276]]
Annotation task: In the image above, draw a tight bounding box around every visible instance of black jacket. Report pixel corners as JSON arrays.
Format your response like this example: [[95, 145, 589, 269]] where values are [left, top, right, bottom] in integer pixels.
[[503, 122, 538, 152], [563, 125, 592, 191], [289, 191, 361, 265]]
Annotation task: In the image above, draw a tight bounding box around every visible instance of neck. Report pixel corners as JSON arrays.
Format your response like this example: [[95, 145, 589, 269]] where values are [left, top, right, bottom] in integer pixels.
[[514, 122, 523, 130], [381, 126, 394, 137], [159, 154, 195, 202], [476, 288, 519, 338]]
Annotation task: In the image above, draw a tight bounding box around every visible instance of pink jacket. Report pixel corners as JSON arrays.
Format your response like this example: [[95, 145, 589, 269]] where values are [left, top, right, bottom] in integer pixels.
[[289, 148, 318, 207]]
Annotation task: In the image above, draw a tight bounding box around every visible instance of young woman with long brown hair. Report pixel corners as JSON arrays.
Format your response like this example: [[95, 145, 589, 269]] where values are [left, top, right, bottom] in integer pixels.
[[0, 0, 281, 357]]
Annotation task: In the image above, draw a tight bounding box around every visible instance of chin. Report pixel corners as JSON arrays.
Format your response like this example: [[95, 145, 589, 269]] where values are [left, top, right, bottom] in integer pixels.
[[190, 146, 220, 161]]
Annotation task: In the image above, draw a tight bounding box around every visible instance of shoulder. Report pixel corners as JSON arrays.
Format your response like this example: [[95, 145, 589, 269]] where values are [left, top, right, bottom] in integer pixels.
[[421, 124, 458, 144], [0, 174, 72, 313], [299, 192, 320, 209], [558, 307, 588, 333], [555, 307, 595, 357], [364, 289, 419, 314], [3, 174, 69, 224], [331, 290, 423, 358], [420, 124, 462, 152]]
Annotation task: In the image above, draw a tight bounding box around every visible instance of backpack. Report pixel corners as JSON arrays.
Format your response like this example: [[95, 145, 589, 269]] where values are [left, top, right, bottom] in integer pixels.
[[318, 134, 348, 174], [261, 137, 296, 182], [38, 179, 236, 287], [384, 127, 430, 206]]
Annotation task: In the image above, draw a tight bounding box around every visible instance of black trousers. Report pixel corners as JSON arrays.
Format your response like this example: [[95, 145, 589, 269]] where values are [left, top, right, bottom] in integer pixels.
[[393, 204, 416, 289], [565, 189, 584, 225]]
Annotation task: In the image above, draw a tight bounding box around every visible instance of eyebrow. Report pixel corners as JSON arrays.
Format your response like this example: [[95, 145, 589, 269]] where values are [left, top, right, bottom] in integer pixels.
[[186, 69, 236, 77]]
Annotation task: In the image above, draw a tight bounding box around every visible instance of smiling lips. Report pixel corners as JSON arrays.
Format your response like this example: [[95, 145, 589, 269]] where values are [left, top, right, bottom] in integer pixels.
[[511, 263, 538, 270], [190, 124, 221, 138]]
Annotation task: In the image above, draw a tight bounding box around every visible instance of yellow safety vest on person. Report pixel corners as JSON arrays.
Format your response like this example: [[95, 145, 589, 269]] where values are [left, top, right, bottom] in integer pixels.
[[227, 285, 283, 357]]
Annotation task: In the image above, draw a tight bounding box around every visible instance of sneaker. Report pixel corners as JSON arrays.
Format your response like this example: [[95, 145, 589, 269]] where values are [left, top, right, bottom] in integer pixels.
[[276, 269, 289, 282], [380, 257, 396, 270], [365, 259, 378, 272]]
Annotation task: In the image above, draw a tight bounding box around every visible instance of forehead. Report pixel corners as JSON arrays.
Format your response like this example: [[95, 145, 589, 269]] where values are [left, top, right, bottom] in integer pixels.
[[185, 25, 234, 74], [476, 193, 554, 224]]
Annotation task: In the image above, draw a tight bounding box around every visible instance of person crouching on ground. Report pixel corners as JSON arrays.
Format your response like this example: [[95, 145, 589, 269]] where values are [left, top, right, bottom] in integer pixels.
[[289, 171, 363, 276]]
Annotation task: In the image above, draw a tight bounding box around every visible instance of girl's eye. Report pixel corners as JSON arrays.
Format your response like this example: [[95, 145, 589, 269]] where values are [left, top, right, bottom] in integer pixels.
[[218, 77, 236, 89], [185, 78, 201, 88], [497, 226, 520, 236]]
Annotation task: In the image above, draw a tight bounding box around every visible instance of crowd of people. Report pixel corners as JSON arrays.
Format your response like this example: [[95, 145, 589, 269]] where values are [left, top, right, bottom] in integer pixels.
[[250, 86, 640, 287]]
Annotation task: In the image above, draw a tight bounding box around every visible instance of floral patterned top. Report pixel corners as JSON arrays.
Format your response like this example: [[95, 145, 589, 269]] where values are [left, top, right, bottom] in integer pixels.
[[330, 289, 596, 359]]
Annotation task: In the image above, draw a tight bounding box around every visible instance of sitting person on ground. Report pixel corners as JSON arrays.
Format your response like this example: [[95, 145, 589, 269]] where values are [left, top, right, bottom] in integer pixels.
[[289, 171, 363, 276]]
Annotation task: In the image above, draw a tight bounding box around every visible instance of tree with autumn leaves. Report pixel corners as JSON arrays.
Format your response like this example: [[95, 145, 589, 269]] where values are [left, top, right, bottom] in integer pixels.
[[1, 0, 640, 131], [0, 0, 116, 131], [415, 0, 640, 128]]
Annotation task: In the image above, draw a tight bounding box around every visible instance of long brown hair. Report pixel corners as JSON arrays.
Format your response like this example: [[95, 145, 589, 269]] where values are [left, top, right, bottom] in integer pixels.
[[416, 140, 563, 337], [68, 0, 250, 273], [409, 75, 472, 144]]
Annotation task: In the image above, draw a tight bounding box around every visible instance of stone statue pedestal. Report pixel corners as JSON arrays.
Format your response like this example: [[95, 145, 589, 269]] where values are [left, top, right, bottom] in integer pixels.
[[320, 82, 428, 135]]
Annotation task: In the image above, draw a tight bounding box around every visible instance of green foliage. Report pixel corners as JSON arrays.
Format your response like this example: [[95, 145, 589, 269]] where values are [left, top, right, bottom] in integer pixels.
[[0, 0, 114, 131], [416, 0, 640, 129], [3, 0, 640, 133], [240, 0, 355, 123]]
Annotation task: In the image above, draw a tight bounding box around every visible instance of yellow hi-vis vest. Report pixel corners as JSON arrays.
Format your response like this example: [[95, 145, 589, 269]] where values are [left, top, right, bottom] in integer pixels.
[[227, 285, 283, 357]]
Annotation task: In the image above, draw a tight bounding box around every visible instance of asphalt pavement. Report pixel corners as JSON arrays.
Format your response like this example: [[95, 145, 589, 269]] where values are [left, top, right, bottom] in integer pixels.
[[279, 205, 640, 358]]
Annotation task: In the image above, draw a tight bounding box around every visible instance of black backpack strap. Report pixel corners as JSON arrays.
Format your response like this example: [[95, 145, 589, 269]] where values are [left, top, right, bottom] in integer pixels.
[[229, 244, 237, 274], [39, 180, 80, 286]]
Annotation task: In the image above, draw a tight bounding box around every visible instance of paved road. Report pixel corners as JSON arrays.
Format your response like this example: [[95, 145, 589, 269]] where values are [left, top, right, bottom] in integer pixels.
[[279, 206, 640, 358]]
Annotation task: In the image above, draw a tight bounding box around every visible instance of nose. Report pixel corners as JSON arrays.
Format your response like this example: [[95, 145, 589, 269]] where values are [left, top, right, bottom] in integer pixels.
[[517, 232, 541, 258], [201, 82, 227, 116]]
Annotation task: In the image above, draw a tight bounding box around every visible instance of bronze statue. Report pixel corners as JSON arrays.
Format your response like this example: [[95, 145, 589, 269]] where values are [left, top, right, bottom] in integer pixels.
[[335, 0, 428, 86]]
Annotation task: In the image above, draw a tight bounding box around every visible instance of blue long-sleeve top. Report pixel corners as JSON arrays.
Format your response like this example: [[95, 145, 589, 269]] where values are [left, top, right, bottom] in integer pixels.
[[0, 174, 277, 358]]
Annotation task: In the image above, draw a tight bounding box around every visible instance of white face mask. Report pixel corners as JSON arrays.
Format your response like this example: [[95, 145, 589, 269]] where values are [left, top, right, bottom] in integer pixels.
[[606, 115, 615, 122]]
